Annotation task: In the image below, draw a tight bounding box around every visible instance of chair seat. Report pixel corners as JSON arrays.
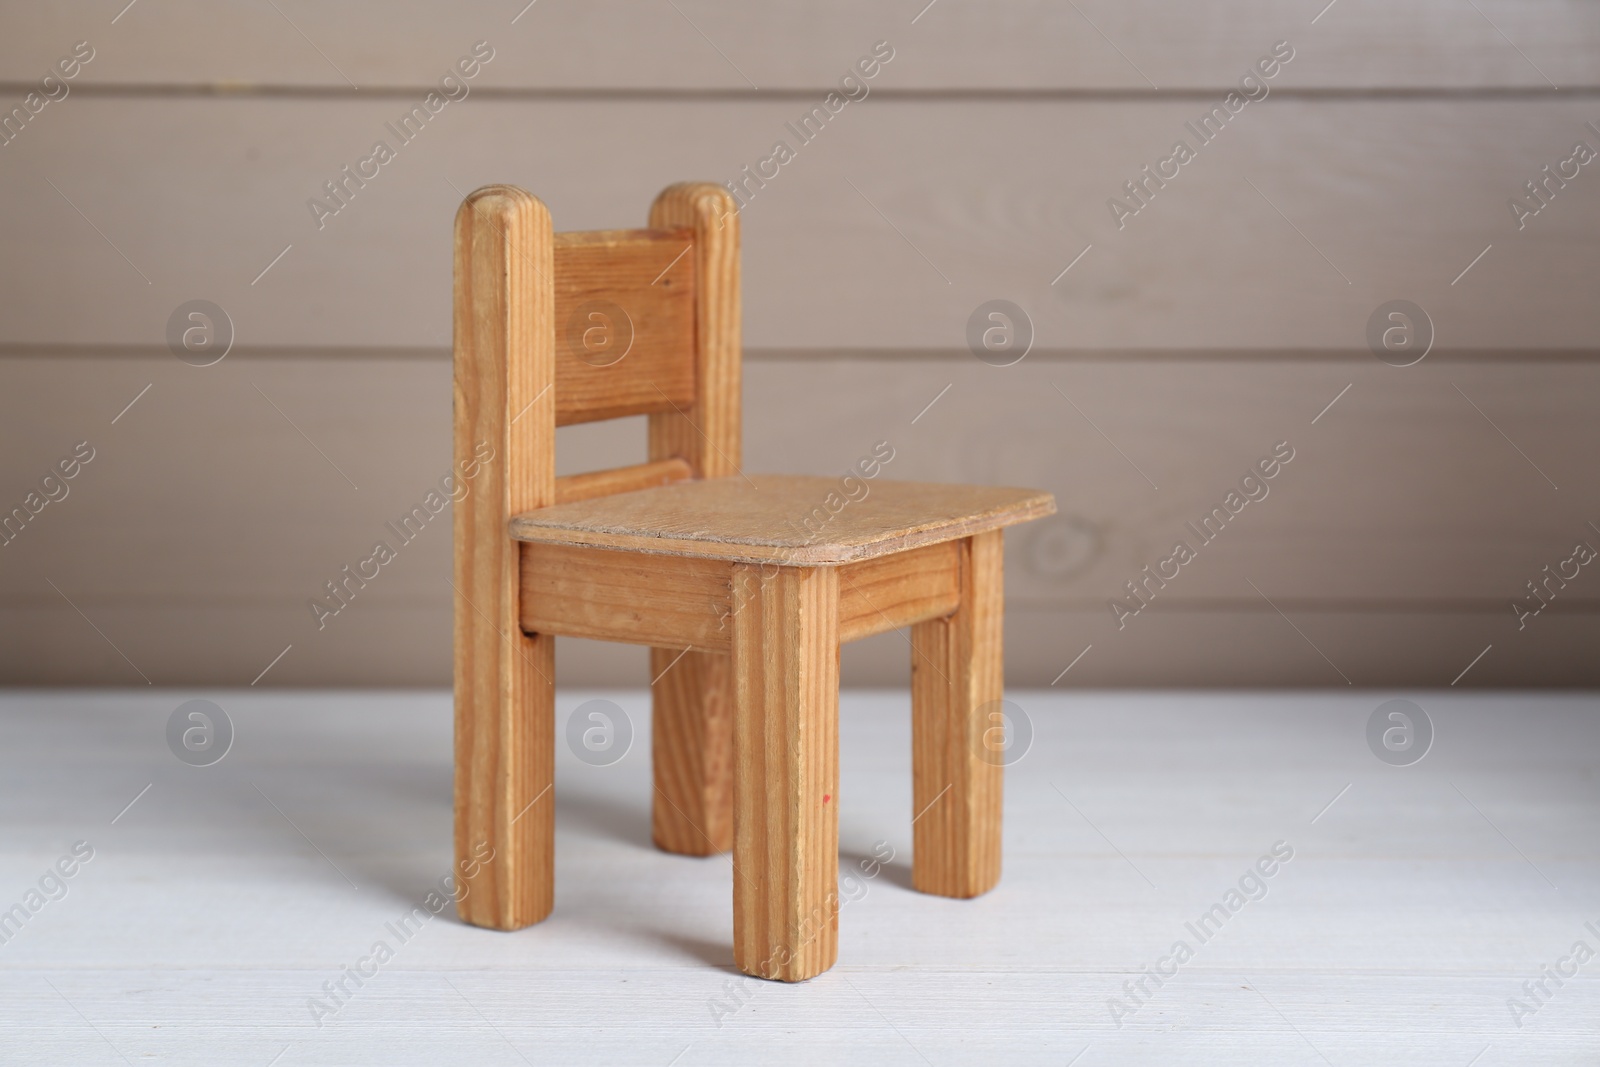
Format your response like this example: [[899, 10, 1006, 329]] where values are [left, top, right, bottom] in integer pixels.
[[509, 474, 1055, 565]]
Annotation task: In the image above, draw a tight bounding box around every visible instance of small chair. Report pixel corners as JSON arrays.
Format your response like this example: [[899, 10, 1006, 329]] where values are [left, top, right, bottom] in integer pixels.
[[452, 181, 1055, 981]]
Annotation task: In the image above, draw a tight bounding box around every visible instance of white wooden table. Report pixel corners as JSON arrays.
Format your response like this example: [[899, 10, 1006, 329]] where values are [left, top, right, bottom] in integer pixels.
[[0, 689, 1593, 1064]]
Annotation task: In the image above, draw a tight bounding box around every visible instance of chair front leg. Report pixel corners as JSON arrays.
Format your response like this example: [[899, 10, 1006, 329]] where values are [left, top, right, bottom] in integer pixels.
[[651, 648, 735, 855], [731, 564, 840, 982], [911, 529, 1004, 899], [454, 623, 556, 930]]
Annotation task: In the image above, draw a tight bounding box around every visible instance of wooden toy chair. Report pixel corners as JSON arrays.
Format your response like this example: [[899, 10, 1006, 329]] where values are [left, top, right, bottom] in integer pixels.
[[452, 182, 1055, 981]]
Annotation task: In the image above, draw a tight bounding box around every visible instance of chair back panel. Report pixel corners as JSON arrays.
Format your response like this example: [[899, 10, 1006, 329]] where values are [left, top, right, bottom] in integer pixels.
[[552, 228, 697, 426], [454, 182, 740, 530]]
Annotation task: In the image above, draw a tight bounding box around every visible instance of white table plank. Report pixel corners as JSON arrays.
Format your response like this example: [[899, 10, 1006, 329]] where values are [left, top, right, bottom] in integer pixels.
[[0, 689, 1594, 1064]]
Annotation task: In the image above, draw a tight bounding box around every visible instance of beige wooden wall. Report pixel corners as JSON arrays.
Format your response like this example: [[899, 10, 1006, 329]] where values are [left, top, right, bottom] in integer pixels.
[[1, 1, 1597, 688]]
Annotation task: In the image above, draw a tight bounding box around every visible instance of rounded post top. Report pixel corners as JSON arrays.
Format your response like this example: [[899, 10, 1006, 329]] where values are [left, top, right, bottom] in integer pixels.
[[455, 183, 550, 229]]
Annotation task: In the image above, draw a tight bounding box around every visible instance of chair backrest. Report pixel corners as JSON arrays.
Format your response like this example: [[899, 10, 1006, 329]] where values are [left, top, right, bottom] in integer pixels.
[[452, 182, 740, 528]]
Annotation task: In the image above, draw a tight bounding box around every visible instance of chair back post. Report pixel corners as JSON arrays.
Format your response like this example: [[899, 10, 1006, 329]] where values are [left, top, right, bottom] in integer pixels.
[[644, 184, 743, 858], [452, 184, 557, 928], [452, 180, 744, 879], [648, 183, 742, 479]]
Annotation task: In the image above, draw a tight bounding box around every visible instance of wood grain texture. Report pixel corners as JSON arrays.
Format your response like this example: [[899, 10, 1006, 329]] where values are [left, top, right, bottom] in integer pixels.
[[642, 184, 743, 860], [650, 647, 736, 855], [452, 185, 555, 931], [551, 228, 695, 425], [553, 457, 694, 504], [647, 183, 741, 478], [731, 563, 840, 982], [837, 539, 962, 643], [518, 542, 731, 651], [509, 475, 1056, 564], [911, 531, 1004, 899], [520, 537, 967, 650]]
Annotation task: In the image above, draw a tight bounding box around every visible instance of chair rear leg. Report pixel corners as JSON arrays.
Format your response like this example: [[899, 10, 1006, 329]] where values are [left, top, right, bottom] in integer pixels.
[[910, 530, 1004, 898], [651, 648, 735, 855], [452, 185, 556, 929]]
